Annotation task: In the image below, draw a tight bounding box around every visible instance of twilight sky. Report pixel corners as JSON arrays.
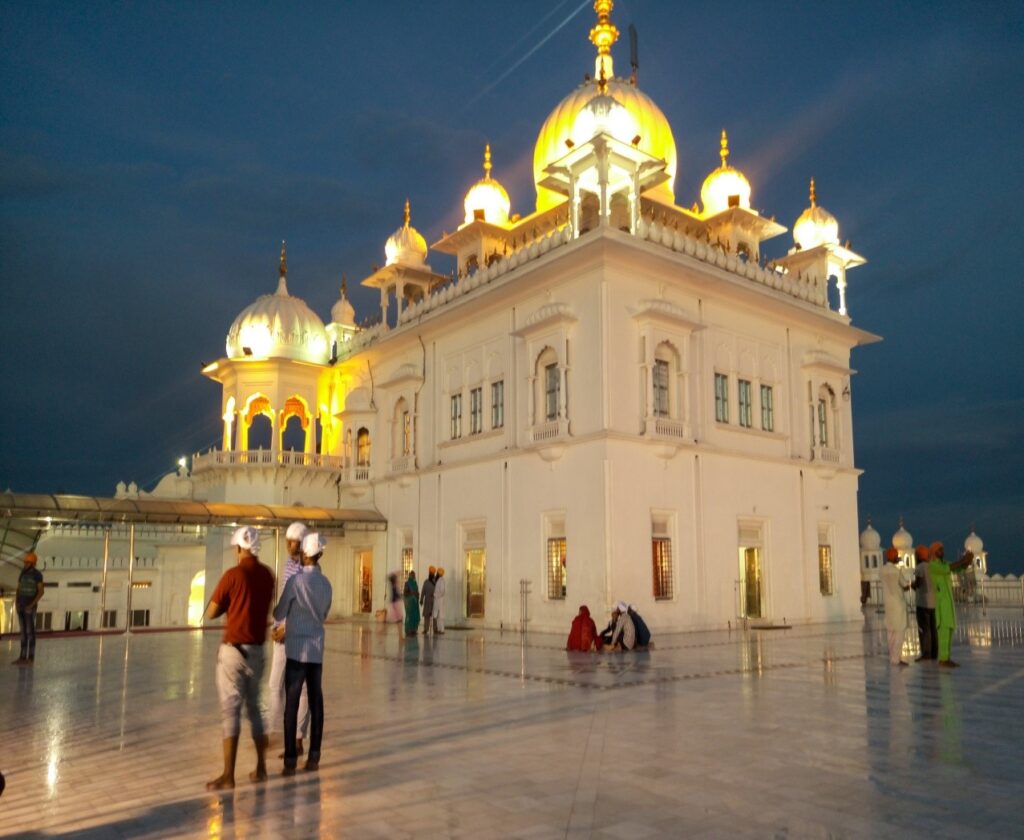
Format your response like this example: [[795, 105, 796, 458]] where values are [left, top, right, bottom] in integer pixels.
[[1, 1, 1021, 573]]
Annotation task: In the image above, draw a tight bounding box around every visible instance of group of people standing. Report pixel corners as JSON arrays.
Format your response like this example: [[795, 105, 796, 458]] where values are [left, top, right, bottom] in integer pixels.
[[391, 566, 446, 638], [566, 601, 653, 652], [880, 540, 973, 669], [204, 522, 332, 790]]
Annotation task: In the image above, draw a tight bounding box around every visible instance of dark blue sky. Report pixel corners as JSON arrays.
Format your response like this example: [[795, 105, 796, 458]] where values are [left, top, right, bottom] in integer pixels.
[[1, 1, 1021, 573]]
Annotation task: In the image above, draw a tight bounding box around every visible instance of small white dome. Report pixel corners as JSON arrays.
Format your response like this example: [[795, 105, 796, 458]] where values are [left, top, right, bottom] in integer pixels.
[[793, 178, 839, 250], [463, 144, 510, 226], [385, 200, 427, 267], [859, 522, 881, 551], [330, 281, 356, 326], [892, 523, 913, 552], [964, 531, 984, 554], [225, 243, 329, 364], [701, 130, 752, 216]]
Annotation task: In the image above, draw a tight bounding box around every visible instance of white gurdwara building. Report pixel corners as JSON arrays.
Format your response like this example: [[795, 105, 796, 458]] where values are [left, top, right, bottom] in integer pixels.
[[35, 2, 883, 634]]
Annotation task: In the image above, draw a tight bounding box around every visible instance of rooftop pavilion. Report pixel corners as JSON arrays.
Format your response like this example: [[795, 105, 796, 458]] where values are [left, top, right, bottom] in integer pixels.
[[2, 608, 1022, 838]]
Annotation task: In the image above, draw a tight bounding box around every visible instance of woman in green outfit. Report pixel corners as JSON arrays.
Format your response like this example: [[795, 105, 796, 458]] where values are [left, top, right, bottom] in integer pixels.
[[928, 541, 974, 668], [403, 571, 421, 637]]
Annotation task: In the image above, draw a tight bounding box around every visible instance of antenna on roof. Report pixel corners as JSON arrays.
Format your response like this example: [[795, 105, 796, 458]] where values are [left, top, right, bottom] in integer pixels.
[[629, 24, 638, 85]]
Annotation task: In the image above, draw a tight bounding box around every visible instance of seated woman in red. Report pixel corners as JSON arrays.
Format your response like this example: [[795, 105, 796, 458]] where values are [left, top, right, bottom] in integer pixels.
[[566, 605, 601, 651]]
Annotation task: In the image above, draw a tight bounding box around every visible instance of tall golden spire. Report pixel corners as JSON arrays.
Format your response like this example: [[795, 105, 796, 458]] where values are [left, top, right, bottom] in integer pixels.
[[809, 177, 817, 207], [720, 129, 730, 168], [589, 0, 619, 79], [341, 273, 347, 298], [483, 144, 492, 179], [403, 198, 411, 227], [279, 240, 287, 277]]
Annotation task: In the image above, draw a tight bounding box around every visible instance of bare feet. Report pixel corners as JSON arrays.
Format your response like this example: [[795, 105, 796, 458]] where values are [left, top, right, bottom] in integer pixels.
[[282, 766, 296, 777], [278, 739, 303, 759], [304, 760, 319, 772], [206, 774, 235, 791], [249, 769, 268, 783]]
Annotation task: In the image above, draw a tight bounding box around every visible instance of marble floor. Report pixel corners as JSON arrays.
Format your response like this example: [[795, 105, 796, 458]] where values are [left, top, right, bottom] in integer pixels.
[[1, 607, 1022, 839]]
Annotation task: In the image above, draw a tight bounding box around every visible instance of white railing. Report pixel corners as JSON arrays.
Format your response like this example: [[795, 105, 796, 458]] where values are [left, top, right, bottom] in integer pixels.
[[980, 577, 1024, 606], [390, 454, 414, 474], [649, 416, 688, 440], [813, 445, 841, 464], [192, 449, 346, 473], [354, 466, 371, 481], [530, 419, 565, 443]]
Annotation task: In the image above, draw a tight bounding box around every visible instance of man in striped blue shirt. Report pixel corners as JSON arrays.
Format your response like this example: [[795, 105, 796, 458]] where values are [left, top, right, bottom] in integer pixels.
[[274, 531, 333, 774], [266, 522, 310, 756]]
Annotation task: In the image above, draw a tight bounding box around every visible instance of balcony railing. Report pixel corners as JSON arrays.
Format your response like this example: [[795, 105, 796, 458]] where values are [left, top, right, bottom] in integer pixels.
[[647, 416, 689, 440], [192, 449, 346, 473], [390, 454, 414, 474], [530, 418, 566, 443], [813, 445, 841, 465]]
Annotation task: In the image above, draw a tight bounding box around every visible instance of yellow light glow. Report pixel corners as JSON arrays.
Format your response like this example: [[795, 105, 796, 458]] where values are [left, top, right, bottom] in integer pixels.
[[794, 206, 839, 250], [571, 94, 639, 149], [202, 361, 219, 373], [701, 167, 751, 216], [237, 321, 272, 357], [187, 571, 206, 626]]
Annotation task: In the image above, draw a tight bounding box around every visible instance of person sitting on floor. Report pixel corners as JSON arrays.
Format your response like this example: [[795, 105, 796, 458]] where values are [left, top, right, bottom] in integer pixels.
[[566, 605, 601, 651], [627, 604, 653, 649], [607, 602, 636, 651]]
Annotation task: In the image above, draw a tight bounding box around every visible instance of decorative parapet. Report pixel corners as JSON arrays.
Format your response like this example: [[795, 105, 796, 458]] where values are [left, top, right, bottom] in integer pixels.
[[192, 449, 346, 473]]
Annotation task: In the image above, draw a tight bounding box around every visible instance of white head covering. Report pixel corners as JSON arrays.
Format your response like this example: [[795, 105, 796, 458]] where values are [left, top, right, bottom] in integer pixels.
[[615, 600, 629, 613], [230, 526, 260, 554], [301, 532, 326, 557], [286, 522, 308, 542]]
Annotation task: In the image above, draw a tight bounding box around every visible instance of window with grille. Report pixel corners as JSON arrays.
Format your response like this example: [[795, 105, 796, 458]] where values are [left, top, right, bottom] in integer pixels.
[[402, 546, 414, 576], [102, 610, 118, 628], [470, 387, 483, 434], [450, 393, 462, 439], [738, 379, 753, 428], [130, 609, 150, 628], [818, 545, 834, 595], [491, 380, 504, 428], [547, 537, 567, 599], [817, 399, 828, 445], [544, 363, 559, 421], [652, 537, 674, 599], [653, 359, 670, 416], [356, 428, 371, 466], [402, 411, 412, 455], [760, 384, 774, 431], [714, 373, 729, 423]]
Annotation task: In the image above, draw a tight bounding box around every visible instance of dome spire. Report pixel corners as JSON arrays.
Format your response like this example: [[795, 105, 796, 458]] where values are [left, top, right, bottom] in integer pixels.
[[589, 0, 619, 80], [719, 129, 730, 168], [483, 144, 492, 179], [809, 177, 817, 207], [341, 273, 347, 298], [403, 198, 411, 227], [276, 240, 289, 296]]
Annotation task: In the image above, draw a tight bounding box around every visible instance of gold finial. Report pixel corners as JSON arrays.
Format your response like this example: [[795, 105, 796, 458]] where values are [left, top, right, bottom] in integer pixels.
[[279, 240, 287, 277], [598, 64, 608, 93], [403, 198, 411, 227], [809, 178, 817, 207], [483, 144, 492, 179], [589, 0, 619, 79], [720, 129, 729, 168], [341, 274, 347, 297]]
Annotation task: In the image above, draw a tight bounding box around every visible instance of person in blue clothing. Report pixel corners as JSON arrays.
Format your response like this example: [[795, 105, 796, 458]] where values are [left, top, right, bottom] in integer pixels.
[[12, 552, 44, 666]]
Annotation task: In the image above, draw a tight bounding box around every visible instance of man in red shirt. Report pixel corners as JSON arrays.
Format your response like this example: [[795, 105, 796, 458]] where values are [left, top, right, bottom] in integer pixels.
[[205, 526, 275, 790]]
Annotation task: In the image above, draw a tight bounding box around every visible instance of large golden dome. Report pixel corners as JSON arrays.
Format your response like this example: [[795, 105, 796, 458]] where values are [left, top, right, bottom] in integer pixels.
[[532, 1, 677, 212], [533, 77, 677, 212]]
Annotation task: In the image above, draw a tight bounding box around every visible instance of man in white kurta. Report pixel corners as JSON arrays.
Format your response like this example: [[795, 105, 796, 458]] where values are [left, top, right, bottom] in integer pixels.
[[880, 547, 911, 667], [432, 567, 446, 634]]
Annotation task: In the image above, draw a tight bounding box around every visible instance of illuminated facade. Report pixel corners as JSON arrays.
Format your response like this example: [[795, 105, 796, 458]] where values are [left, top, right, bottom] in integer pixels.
[[22, 2, 887, 634]]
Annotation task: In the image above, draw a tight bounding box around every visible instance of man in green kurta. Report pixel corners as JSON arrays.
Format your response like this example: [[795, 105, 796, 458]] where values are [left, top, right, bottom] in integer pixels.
[[928, 541, 974, 668]]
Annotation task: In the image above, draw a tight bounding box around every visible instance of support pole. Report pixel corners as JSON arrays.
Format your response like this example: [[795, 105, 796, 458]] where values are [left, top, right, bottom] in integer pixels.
[[100, 529, 110, 629], [126, 523, 136, 633]]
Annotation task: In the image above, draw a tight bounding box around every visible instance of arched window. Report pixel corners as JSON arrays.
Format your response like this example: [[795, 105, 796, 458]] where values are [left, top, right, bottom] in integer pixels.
[[242, 394, 273, 450], [464, 253, 479, 275], [356, 428, 371, 466], [535, 347, 559, 423], [393, 398, 412, 457], [817, 384, 836, 447], [653, 342, 679, 418], [280, 395, 310, 452]]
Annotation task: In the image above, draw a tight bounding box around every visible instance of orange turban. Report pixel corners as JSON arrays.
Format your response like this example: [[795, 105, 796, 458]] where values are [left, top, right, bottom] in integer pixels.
[[885, 547, 899, 562], [915, 545, 929, 562], [24, 551, 38, 564], [428, 565, 436, 574], [930, 541, 943, 559]]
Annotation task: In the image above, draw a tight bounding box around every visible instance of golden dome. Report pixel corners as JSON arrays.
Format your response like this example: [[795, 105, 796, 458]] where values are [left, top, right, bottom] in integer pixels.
[[793, 178, 839, 250], [463, 144, 511, 226], [385, 199, 428, 266], [532, 1, 676, 212], [700, 130, 751, 216]]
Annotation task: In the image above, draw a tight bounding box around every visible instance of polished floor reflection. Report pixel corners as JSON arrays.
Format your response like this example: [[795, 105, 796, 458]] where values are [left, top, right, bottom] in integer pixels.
[[2, 607, 1022, 838]]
